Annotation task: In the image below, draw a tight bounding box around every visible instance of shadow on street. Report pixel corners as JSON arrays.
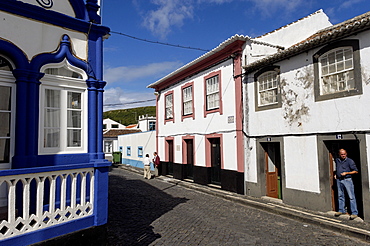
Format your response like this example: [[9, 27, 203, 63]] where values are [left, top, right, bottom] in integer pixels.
[[107, 168, 188, 245]]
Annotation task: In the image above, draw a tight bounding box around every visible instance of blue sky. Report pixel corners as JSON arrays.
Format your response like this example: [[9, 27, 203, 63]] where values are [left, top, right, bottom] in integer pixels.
[[101, 0, 369, 111]]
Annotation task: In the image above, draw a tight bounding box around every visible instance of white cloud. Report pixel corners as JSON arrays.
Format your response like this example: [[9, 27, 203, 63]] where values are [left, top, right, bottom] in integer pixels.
[[248, 0, 305, 16], [143, 0, 194, 39], [104, 61, 183, 84], [339, 0, 365, 9], [197, 0, 233, 3], [104, 87, 156, 111]]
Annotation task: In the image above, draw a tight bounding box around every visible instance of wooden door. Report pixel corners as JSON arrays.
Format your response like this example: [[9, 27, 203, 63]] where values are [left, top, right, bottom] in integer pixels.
[[265, 143, 281, 199]]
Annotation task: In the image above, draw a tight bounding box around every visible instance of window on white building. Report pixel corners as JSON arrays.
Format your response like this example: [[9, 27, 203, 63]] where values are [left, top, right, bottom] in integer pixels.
[[319, 47, 354, 95], [257, 71, 279, 106], [313, 40, 361, 101], [183, 86, 193, 115], [165, 93, 173, 119], [111, 124, 119, 128], [138, 146, 143, 157], [149, 121, 155, 131], [206, 75, 219, 110]]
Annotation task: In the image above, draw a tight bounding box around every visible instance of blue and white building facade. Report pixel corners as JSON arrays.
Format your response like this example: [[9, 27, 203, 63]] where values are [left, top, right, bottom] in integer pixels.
[[0, 0, 110, 244]]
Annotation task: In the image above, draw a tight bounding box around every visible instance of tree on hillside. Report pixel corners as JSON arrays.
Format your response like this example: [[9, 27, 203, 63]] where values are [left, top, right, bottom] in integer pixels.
[[103, 106, 156, 126]]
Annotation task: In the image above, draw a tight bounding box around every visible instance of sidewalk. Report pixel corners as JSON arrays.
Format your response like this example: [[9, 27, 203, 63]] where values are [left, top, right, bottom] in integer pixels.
[[116, 164, 370, 243]]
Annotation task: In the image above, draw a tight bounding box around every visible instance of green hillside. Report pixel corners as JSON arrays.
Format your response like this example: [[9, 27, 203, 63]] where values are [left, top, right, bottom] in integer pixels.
[[103, 106, 156, 126]]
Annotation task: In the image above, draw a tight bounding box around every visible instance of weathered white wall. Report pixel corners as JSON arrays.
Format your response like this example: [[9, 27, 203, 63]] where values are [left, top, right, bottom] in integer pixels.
[[157, 59, 239, 170], [247, 33, 370, 136], [245, 30, 370, 195], [0, 11, 87, 60], [284, 136, 320, 193], [245, 138, 258, 183]]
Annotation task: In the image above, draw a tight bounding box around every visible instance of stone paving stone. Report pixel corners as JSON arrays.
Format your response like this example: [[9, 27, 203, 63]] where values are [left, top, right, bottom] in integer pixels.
[[107, 168, 370, 245]]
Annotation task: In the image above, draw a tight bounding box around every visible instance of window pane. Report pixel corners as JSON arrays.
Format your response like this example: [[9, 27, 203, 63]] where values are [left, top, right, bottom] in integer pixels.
[[0, 113, 10, 137], [0, 139, 10, 163], [68, 92, 81, 109], [345, 60, 353, 70], [44, 129, 60, 148], [67, 111, 81, 128], [347, 71, 355, 89], [45, 109, 60, 127], [0, 86, 11, 111], [67, 129, 81, 147], [45, 89, 60, 108]]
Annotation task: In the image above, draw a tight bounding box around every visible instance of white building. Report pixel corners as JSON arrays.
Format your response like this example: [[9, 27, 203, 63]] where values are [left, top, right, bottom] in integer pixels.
[[243, 10, 370, 220]]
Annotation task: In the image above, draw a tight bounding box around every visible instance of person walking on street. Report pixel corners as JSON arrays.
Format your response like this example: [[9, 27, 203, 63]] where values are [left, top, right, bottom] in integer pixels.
[[334, 149, 359, 220], [153, 152, 160, 177], [143, 154, 151, 179]]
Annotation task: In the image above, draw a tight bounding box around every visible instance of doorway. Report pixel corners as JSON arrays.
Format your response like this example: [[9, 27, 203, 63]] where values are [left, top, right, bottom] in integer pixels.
[[324, 140, 363, 217], [209, 138, 221, 185], [262, 142, 282, 199], [166, 139, 174, 175], [184, 139, 194, 179]]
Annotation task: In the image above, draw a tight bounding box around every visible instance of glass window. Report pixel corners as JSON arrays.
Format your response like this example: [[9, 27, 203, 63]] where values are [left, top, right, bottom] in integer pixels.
[[149, 121, 155, 131], [67, 92, 82, 147], [183, 86, 193, 115], [127, 146, 131, 156], [103, 124, 107, 129], [44, 89, 60, 148], [165, 94, 173, 119], [111, 124, 119, 128], [206, 75, 219, 110], [0, 56, 12, 71], [138, 146, 143, 157], [319, 47, 354, 95], [44, 67, 82, 79], [0, 86, 11, 163], [41, 88, 84, 152], [257, 71, 279, 106]]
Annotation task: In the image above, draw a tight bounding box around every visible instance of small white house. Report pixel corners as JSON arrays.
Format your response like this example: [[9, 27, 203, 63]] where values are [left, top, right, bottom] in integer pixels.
[[118, 115, 156, 169], [103, 118, 126, 131]]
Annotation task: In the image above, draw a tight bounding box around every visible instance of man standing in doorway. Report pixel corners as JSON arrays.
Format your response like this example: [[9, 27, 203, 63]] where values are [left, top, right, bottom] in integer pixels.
[[334, 149, 359, 220], [153, 152, 161, 177]]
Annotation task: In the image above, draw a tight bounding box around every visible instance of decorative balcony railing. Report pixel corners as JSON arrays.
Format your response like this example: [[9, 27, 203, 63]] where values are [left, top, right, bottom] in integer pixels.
[[0, 167, 94, 240]]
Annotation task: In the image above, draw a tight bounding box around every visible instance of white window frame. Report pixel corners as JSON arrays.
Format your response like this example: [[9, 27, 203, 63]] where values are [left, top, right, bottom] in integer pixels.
[[165, 93, 173, 119], [39, 62, 87, 154], [319, 47, 354, 95], [257, 71, 279, 106], [183, 86, 193, 115], [206, 75, 219, 110]]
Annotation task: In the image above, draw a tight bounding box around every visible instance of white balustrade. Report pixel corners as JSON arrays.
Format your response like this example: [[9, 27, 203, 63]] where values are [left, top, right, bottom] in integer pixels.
[[0, 168, 94, 240]]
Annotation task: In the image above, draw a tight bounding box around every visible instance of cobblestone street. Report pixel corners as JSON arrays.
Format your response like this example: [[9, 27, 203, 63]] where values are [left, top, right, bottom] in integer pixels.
[[107, 168, 369, 245]]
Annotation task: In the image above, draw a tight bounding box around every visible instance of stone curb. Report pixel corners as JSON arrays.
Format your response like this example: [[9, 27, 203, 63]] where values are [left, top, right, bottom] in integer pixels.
[[116, 165, 370, 242]]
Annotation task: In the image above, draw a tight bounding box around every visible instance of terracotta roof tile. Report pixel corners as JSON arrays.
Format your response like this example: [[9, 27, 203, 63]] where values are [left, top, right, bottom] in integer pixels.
[[103, 129, 141, 137]]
